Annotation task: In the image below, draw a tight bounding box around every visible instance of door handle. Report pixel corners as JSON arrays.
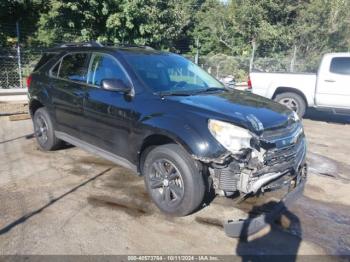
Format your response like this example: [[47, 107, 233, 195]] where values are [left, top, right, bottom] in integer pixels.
[[73, 91, 86, 97], [324, 79, 336, 83]]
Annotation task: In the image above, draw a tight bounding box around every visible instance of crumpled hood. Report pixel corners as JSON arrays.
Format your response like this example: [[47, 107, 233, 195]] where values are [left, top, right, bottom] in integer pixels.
[[167, 90, 293, 133]]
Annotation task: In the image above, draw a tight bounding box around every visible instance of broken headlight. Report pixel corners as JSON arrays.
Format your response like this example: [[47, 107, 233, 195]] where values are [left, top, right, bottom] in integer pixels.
[[208, 119, 253, 154]]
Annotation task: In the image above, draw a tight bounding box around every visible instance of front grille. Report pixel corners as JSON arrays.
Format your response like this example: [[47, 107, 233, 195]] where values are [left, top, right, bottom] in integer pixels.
[[261, 122, 299, 141], [261, 123, 306, 171], [264, 138, 304, 166]]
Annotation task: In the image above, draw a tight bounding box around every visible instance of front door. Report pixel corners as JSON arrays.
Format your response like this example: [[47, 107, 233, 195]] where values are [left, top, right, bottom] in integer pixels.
[[82, 52, 137, 161]]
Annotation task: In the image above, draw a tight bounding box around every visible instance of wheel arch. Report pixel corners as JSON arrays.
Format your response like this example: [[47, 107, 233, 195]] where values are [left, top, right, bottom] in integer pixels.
[[272, 87, 308, 106], [29, 99, 44, 118], [137, 133, 192, 175]]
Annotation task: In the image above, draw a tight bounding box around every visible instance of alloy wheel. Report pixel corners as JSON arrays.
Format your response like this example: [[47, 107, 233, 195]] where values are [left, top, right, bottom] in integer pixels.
[[35, 115, 49, 145], [279, 97, 299, 113], [149, 159, 185, 207]]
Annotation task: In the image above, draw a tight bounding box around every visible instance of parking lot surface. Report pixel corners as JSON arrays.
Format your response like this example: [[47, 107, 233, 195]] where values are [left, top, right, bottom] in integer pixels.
[[0, 112, 349, 256]]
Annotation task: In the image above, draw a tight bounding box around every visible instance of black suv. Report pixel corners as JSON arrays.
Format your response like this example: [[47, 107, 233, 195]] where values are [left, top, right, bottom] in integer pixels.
[[28, 42, 307, 220]]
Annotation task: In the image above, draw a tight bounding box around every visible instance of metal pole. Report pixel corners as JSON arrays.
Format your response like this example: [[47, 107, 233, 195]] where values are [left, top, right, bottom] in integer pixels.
[[6, 70, 9, 87], [16, 22, 23, 88], [249, 40, 256, 72], [195, 37, 199, 65], [290, 45, 297, 72]]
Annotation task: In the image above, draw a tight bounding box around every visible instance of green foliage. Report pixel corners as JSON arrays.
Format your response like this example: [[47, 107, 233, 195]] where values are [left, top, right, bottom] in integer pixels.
[[0, 0, 45, 46], [192, 0, 305, 57], [32, 0, 201, 50], [295, 0, 350, 60], [0, 0, 349, 71]]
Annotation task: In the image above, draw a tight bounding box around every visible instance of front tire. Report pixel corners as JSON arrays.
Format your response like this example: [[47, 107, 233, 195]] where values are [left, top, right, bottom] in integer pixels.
[[33, 107, 62, 151], [142, 144, 205, 216]]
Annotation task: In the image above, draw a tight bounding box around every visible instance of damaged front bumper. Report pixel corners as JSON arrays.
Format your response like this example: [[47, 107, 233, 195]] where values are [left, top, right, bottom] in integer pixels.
[[224, 162, 307, 238], [207, 122, 307, 196], [202, 122, 308, 237]]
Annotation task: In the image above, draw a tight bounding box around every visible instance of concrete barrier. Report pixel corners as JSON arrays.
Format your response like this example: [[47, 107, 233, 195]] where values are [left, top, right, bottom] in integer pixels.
[[0, 88, 28, 102], [0, 88, 28, 115]]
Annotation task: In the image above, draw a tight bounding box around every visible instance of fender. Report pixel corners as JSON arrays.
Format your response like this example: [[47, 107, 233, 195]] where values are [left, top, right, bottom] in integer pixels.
[[28, 90, 51, 115], [135, 113, 229, 164], [28, 74, 57, 124], [263, 78, 315, 107]]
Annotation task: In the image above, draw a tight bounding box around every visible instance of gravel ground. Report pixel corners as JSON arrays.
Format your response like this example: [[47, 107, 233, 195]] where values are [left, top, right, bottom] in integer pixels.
[[0, 111, 349, 257]]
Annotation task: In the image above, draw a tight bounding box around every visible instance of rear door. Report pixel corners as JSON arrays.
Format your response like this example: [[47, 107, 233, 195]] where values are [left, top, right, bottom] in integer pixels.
[[316, 55, 350, 110], [50, 52, 90, 138]]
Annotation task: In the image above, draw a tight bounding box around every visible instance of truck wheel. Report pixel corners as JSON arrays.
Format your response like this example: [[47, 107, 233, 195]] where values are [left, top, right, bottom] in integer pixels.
[[142, 144, 205, 216], [33, 107, 62, 151], [275, 92, 306, 117]]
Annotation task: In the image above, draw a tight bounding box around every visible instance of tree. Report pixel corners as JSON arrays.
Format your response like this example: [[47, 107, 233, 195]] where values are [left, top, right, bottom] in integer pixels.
[[295, 0, 350, 71], [0, 0, 45, 47], [34, 0, 201, 50], [192, 0, 241, 55], [192, 0, 304, 57]]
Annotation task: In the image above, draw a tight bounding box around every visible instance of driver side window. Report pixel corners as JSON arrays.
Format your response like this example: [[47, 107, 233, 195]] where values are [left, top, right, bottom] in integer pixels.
[[88, 53, 130, 87]]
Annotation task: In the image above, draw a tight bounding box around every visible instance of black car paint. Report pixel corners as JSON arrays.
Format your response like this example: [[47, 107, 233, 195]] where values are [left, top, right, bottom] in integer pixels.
[[28, 47, 294, 172]]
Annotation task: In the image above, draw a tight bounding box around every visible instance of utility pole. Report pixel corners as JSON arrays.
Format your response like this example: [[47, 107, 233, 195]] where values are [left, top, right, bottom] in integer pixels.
[[195, 37, 199, 65], [16, 21, 23, 88]]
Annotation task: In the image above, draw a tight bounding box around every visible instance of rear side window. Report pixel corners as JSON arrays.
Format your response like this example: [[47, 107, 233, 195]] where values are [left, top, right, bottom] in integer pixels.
[[330, 57, 350, 75], [88, 53, 130, 87], [59, 53, 89, 82], [34, 53, 58, 71]]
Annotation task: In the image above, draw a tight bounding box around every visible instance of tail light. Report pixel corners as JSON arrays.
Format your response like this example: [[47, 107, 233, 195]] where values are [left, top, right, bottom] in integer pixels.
[[247, 76, 252, 90], [26, 75, 32, 89]]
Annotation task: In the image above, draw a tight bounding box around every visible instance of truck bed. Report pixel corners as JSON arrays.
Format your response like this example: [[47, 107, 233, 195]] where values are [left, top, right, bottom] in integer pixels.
[[250, 71, 317, 106]]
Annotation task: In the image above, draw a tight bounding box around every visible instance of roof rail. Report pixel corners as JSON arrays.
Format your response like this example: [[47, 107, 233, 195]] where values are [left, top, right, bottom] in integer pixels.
[[57, 41, 103, 48], [103, 43, 154, 50]]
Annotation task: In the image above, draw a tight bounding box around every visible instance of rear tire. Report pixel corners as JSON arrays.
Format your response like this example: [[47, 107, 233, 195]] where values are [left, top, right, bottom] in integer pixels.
[[33, 107, 62, 151], [274, 92, 306, 118], [142, 144, 205, 216]]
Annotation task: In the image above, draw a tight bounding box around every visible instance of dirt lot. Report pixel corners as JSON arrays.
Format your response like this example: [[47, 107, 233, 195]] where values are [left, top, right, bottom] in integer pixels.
[[0, 111, 349, 257]]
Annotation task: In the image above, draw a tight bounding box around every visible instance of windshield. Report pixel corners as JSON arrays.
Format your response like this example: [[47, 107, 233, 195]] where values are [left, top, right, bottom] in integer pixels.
[[121, 52, 224, 94]]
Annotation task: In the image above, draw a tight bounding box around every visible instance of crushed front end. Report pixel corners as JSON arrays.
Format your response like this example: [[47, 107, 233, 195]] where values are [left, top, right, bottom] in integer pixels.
[[206, 119, 307, 237], [209, 121, 307, 196]]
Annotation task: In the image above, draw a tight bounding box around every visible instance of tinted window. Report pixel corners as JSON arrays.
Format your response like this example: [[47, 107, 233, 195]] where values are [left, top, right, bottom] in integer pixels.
[[59, 53, 89, 82], [88, 54, 130, 87], [34, 53, 58, 71], [121, 52, 223, 93], [330, 57, 350, 75]]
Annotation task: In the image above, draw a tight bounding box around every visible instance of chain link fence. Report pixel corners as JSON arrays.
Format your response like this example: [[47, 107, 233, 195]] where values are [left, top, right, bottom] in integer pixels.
[[193, 53, 320, 83], [0, 21, 321, 89], [0, 48, 42, 89], [0, 47, 320, 89], [0, 49, 21, 89]]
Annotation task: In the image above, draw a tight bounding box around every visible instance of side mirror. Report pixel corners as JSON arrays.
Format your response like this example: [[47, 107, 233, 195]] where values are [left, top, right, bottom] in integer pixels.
[[101, 79, 131, 93]]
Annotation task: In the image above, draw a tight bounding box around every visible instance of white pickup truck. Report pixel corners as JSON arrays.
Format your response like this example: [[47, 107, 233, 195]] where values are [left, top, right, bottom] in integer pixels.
[[249, 52, 350, 117]]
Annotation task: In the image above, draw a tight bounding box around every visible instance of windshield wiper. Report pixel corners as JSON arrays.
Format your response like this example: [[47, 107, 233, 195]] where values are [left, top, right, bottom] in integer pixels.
[[193, 87, 225, 94], [155, 90, 193, 96], [155, 87, 225, 96]]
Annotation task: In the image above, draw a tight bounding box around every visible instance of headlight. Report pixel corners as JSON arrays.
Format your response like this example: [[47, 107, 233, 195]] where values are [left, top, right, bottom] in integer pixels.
[[208, 119, 252, 154]]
